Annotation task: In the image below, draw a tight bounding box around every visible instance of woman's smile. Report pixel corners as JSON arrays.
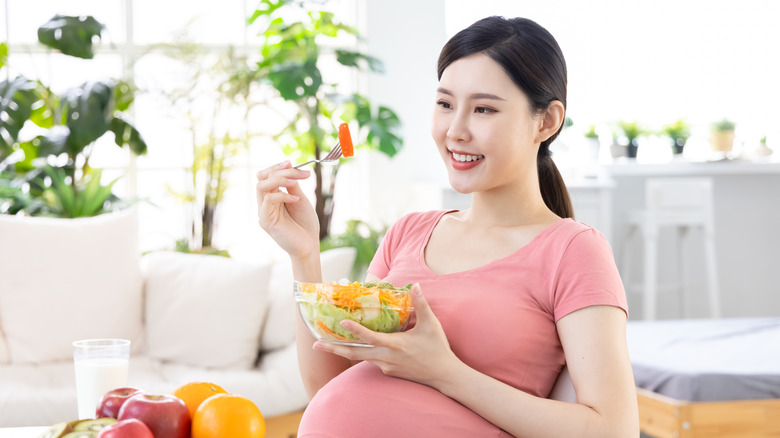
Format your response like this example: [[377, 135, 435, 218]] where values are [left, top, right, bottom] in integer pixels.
[[450, 150, 485, 170]]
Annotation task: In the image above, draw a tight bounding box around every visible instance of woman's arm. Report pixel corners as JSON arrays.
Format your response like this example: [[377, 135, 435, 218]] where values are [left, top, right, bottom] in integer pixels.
[[256, 161, 355, 398], [292, 253, 356, 399], [294, 273, 382, 397], [434, 305, 639, 438]]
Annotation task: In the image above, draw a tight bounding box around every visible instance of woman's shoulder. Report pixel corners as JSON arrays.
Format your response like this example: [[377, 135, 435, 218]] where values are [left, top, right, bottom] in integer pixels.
[[388, 210, 454, 234], [540, 218, 612, 255], [550, 218, 604, 240]]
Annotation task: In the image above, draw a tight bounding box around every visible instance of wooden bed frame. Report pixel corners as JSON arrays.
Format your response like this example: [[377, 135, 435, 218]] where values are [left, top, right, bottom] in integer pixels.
[[265, 410, 304, 438], [637, 387, 780, 437]]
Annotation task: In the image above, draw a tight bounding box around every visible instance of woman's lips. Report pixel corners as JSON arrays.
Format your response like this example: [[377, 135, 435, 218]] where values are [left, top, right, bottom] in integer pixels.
[[449, 151, 484, 170]]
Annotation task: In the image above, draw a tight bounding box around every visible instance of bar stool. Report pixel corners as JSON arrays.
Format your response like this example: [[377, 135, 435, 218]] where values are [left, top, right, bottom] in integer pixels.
[[620, 177, 721, 320]]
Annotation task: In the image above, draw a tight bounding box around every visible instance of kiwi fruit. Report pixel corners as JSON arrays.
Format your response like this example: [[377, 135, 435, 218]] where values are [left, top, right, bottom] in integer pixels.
[[72, 418, 117, 432], [36, 422, 74, 438], [61, 432, 97, 438]]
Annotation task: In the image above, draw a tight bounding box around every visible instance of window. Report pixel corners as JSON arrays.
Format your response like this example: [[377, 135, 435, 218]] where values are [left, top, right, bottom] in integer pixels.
[[2, 0, 360, 261]]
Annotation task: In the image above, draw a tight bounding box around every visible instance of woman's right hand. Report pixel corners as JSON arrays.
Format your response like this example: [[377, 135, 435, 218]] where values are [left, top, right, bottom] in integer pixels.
[[256, 161, 320, 260]]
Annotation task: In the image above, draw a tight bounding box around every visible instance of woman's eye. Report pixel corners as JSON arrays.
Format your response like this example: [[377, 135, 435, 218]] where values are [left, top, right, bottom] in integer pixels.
[[436, 100, 452, 109], [475, 106, 495, 114]]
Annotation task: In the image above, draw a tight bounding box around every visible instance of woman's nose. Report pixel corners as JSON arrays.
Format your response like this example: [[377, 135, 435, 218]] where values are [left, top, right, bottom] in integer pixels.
[[446, 111, 471, 142]]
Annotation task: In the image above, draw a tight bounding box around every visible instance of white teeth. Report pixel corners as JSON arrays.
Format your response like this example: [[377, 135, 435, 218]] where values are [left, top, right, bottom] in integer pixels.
[[452, 153, 485, 162]]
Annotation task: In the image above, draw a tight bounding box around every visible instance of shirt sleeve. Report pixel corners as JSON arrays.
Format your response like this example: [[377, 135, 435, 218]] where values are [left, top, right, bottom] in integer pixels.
[[552, 227, 628, 322], [367, 213, 410, 279]]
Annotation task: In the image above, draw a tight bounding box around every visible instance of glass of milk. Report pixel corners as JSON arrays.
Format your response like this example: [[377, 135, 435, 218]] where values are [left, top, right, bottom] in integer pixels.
[[72, 339, 131, 419]]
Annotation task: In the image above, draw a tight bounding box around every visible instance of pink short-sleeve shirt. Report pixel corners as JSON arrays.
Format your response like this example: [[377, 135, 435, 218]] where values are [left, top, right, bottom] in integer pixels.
[[298, 211, 627, 437]]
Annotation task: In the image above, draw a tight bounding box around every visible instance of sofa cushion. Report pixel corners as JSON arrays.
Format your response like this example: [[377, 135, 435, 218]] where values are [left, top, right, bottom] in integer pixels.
[[259, 247, 356, 351], [0, 210, 144, 364], [142, 252, 271, 370], [0, 327, 9, 364]]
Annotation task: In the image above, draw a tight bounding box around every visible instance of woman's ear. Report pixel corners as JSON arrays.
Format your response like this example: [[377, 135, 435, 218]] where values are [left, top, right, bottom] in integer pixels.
[[536, 101, 565, 143]]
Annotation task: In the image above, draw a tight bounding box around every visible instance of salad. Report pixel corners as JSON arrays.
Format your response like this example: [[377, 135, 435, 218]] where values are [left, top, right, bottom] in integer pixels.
[[295, 281, 413, 345]]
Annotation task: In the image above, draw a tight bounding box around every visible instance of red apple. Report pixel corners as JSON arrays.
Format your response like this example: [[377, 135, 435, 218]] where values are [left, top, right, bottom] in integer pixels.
[[97, 418, 154, 438], [97, 387, 145, 419], [117, 393, 190, 438]]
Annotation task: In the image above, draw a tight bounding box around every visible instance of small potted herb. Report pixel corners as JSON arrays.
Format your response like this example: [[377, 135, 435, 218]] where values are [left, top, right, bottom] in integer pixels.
[[662, 119, 691, 155], [584, 125, 600, 161], [710, 118, 736, 153], [617, 121, 643, 158]]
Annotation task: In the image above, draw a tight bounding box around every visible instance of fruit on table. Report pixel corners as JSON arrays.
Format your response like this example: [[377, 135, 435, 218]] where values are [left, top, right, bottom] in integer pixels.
[[96, 419, 154, 438], [41, 381, 266, 438], [96, 387, 144, 419], [118, 393, 190, 438], [172, 381, 227, 419], [73, 419, 117, 432], [192, 393, 265, 438], [37, 422, 73, 438], [38, 419, 117, 438]]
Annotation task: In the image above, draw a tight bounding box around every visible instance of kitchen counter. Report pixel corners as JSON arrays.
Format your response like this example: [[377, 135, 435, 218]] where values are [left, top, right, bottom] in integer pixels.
[[603, 158, 780, 176], [602, 160, 780, 319]]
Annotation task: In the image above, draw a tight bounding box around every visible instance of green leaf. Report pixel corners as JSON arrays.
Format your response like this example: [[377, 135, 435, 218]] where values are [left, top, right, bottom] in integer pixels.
[[0, 76, 38, 157], [43, 165, 75, 216], [113, 80, 135, 112], [28, 82, 58, 128], [41, 165, 116, 217], [0, 43, 7, 69], [79, 169, 117, 216], [351, 96, 403, 158], [248, 0, 289, 24], [14, 140, 41, 172], [61, 80, 113, 154], [37, 15, 104, 59], [109, 117, 147, 155], [268, 61, 322, 100], [37, 126, 70, 157], [335, 50, 385, 73]]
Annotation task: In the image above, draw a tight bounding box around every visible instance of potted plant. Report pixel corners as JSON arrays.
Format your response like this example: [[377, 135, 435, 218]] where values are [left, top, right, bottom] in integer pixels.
[[320, 219, 387, 279], [249, 0, 403, 241], [662, 118, 691, 155], [151, 40, 264, 255], [0, 15, 146, 217], [584, 124, 600, 161], [617, 120, 643, 158], [754, 135, 773, 157], [710, 118, 736, 153]]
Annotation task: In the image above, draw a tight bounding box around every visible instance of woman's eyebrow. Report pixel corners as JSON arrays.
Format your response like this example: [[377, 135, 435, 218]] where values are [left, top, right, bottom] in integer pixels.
[[436, 87, 506, 101]]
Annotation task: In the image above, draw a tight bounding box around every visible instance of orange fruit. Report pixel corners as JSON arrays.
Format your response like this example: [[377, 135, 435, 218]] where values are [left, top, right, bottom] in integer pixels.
[[192, 393, 265, 438], [172, 381, 228, 419]]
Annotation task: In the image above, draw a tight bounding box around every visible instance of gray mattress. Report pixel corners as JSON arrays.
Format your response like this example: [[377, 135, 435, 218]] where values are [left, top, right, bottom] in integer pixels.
[[626, 317, 780, 402]]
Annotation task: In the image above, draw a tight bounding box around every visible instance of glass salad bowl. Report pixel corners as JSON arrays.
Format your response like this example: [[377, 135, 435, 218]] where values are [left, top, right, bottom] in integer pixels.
[[294, 281, 414, 347]]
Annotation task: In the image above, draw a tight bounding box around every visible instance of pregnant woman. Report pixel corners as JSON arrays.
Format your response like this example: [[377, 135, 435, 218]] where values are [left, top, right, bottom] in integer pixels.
[[256, 15, 639, 438]]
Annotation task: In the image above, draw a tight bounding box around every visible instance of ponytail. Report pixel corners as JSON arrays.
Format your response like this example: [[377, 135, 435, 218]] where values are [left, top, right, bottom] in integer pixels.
[[537, 148, 573, 219]]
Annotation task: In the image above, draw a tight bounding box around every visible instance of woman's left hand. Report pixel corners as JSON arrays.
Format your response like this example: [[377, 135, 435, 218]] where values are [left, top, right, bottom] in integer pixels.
[[312, 283, 461, 387]]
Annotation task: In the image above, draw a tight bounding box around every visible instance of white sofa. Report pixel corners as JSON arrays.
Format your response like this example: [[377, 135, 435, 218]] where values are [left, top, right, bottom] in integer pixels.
[[0, 210, 355, 427]]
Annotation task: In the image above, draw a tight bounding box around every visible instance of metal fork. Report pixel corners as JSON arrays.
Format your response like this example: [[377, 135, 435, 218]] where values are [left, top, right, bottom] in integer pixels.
[[294, 143, 343, 168]]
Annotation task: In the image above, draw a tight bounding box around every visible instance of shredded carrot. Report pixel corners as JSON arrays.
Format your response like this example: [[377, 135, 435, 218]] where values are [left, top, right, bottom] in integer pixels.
[[316, 320, 350, 341], [305, 281, 412, 331]]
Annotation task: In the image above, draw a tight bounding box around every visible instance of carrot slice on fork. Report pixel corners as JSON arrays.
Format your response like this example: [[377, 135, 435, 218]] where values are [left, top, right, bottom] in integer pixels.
[[338, 123, 354, 157]]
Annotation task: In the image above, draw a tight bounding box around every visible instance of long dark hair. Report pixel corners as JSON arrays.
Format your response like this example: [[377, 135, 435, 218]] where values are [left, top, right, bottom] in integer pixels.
[[437, 16, 574, 219]]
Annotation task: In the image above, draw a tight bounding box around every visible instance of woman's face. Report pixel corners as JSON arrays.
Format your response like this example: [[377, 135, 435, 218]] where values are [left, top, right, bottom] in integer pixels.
[[431, 53, 541, 195]]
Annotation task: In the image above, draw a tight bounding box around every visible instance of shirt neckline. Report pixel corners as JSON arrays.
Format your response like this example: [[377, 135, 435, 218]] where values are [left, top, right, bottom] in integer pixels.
[[417, 210, 571, 279]]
